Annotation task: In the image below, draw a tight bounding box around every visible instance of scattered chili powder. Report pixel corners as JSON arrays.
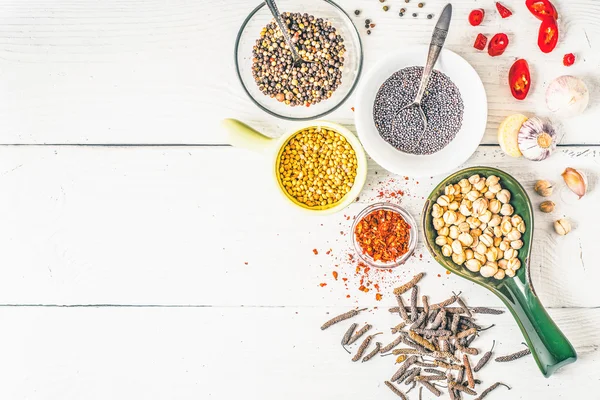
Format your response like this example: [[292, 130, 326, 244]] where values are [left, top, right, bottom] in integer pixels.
[[333, 271, 339, 280], [313, 249, 319, 255], [446, 270, 451, 275], [376, 293, 383, 301], [354, 209, 411, 263], [319, 283, 327, 287]]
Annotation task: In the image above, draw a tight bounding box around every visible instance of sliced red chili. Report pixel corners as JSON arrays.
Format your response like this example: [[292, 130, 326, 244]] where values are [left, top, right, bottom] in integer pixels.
[[468, 9, 485, 26], [563, 53, 575, 66], [525, 0, 558, 20], [508, 59, 531, 100], [538, 17, 559, 53], [488, 33, 509, 57], [473, 33, 487, 51], [495, 2, 512, 18]]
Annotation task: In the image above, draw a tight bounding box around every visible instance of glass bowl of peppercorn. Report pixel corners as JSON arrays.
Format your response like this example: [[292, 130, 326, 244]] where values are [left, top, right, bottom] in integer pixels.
[[351, 203, 418, 269], [235, 0, 363, 120]]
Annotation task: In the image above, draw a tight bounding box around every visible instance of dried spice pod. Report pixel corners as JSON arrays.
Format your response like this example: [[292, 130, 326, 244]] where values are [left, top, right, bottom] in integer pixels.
[[391, 322, 407, 334], [449, 381, 477, 396], [391, 355, 419, 381], [424, 368, 446, 376], [412, 329, 452, 337], [495, 348, 531, 362], [474, 382, 511, 400], [400, 335, 431, 354], [347, 323, 372, 345], [391, 348, 423, 356], [430, 294, 458, 310], [341, 323, 357, 346], [422, 295, 430, 314], [409, 330, 437, 352], [393, 272, 425, 295], [381, 335, 404, 353], [404, 367, 422, 385], [428, 308, 440, 324], [352, 332, 381, 362], [450, 313, 461, 335], [415, 375, 446, 381], [456, 343, 479, 356], [411, 312, 428, 329], [410, 286, 419, 322], [415, 361, 437, 368], [456, 327, 478, 339], [396, 294, 411, 322], [463, 354, 475, 388], [454, 293, 472, 318], [473, 340, 495, 372], [362, 341, 381, 362], [430, 309, 447, 330], [321, 308, 367, 330], [434, 360, 463, 370], [420, 381, 442, 397], [418, 387, 423, 400], [431, 351, 461, 363], [385, 381, 409, 399], [471, 307, 504, 315]]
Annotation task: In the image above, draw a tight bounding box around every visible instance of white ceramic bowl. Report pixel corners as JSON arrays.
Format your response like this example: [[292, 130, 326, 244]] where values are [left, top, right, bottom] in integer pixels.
[[354, 46, 487, 177]]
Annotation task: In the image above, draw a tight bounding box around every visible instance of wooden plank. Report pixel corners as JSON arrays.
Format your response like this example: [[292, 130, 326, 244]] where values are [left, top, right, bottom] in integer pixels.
[[0, 306, 596, 398], [0, 0, 599, 145], [0, 145, 597, 307]]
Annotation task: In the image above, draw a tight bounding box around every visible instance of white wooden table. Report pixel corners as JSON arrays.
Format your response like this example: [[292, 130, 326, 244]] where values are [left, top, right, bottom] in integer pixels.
[[1, 1, 599, 398]]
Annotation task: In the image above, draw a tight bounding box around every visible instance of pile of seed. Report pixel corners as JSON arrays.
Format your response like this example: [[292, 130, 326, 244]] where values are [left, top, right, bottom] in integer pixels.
[[373, 66, 464, 155], [251, 12, 346, 107], [321, 273, 531, 399], [278, 127, 357, 208]]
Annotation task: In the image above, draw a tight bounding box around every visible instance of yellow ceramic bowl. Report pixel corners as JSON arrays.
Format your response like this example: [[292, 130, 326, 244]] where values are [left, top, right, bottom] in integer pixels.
[[222, 118, 367, 214]]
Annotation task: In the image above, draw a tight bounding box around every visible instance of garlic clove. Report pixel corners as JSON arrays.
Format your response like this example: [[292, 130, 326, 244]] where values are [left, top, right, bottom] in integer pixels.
[[561, 167, 587, 199]]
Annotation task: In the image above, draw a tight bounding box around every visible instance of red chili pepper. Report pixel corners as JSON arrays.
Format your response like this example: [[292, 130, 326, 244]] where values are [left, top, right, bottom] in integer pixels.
[[508, 59, 531, 100], [525, 0, 558, 20], [495, 2, 512, 18], [563, 53, 575, 66], [488, 33, 509, 57], [468, 9, 485, 26], [538, 17, 559, 53], [473, 33, 487, 51]]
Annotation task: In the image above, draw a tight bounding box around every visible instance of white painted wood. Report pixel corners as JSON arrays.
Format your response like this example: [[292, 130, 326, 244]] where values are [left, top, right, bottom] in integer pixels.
[[1, 0, 599, 145], [0, 146, 598, 308], [0, 306, 597, 399]]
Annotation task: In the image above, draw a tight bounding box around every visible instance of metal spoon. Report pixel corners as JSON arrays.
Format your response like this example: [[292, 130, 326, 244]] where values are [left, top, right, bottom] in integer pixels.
[[264, 0, 307, 66], [395, 4, 452, 151]]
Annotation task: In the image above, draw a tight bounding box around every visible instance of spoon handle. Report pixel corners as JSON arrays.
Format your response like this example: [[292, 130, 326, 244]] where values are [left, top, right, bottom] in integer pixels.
[[264, 0, 301, 64], [414, 3, 452, 104]]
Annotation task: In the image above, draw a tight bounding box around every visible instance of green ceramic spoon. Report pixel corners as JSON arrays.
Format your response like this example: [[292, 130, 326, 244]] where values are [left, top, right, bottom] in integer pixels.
[[422, 166, 576, 377]]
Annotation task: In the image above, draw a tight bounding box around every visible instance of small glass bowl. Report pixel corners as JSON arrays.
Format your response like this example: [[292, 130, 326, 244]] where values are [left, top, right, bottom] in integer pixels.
[[351, 203, 418, 269], [234, 0, 363, 121]]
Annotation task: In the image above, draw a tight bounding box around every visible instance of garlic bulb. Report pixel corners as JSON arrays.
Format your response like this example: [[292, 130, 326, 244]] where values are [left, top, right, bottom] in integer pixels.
[[546, 76, 589, 118], [517, 117, 558, 161]]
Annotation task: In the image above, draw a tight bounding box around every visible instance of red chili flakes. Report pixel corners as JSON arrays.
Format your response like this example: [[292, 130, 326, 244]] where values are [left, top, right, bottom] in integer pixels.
[[326, 249, 332, 255], [354, 209, 411, 263], [332, 271, 339, 280], [244, 262, 248, 265], [359, 285, 370, 293], [437, 274, 441, 278], [312, 249, 319, 255], [374, 283, 380, 291], [342, 277, 348, 282], [351, 107, 355, 112], [446, 270, 451, 275], [319, 282, 327, 287], [375, 293, 383, 301], [346, 294, 351, 298]]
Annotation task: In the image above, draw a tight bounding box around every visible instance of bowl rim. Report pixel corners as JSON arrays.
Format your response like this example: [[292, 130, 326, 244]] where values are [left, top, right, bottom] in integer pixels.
[[273, 120, 368, 214], [233, 0, 364, 121], [353, 46, 487, 177], [350, 202, 418, 268]]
